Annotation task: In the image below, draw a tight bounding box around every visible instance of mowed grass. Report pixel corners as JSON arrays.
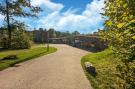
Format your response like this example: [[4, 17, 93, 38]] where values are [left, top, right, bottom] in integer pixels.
[[0, 46, 57, 71], [81, 49, 120, 89]]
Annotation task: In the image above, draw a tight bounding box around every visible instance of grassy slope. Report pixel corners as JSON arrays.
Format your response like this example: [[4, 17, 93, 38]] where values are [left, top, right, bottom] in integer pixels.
[[0, 46, 57, 70], [81, 49, 120, 89]]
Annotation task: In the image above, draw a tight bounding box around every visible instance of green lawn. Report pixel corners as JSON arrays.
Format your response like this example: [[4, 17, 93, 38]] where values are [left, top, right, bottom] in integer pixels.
[[0, 46, 57, 71], [81, 49, 120, 89]]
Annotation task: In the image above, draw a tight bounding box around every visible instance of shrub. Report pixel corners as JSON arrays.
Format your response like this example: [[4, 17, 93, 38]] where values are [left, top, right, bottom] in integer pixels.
[[11, 29, 32, 49], [0, 27, 32, 49], [100, 0, 135, 88]]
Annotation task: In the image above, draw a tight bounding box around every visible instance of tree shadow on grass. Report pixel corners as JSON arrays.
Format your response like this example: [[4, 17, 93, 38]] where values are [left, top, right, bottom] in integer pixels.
[[71, 46, 103, 53]]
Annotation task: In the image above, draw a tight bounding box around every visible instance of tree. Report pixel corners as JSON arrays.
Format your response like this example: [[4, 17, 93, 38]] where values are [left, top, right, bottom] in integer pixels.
[[0, 27, 8, 48], [11, 28, 32, 49], [48, 28, 56, 38], [55, 31, 62, 37], [0, 24, 32, 49], [33, 28, 49, 43], [72, 31, 80, 36], [100, 0, 135, 88], [0, 0, 41, 48]]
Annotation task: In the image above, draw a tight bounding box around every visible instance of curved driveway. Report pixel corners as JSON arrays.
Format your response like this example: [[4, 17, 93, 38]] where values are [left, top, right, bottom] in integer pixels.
[[0, 44, 92, 89]]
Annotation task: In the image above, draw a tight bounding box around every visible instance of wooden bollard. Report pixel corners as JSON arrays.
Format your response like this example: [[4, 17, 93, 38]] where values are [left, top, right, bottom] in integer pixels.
[[85, 62, 97, 77]]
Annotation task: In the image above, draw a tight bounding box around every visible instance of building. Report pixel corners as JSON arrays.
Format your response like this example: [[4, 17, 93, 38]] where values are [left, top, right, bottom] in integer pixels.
[[72, 35, 107, 51]]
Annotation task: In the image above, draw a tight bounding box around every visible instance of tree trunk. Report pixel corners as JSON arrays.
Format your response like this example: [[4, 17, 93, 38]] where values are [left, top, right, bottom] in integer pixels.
[[6, 0, 11, 48]]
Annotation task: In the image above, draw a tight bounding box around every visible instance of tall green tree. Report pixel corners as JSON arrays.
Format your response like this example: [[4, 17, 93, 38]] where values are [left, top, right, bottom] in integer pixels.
[[0, 0, 41, 48], [48, 28, 56, 38], [0, 24, 32, 49], [100, 0, 135, 88], [72, 31, 80, 36]]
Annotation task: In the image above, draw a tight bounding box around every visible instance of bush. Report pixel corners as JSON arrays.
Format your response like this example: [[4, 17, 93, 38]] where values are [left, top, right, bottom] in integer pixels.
[[100, 0, 135, 88], [11, 29, 32, 49], [0, 34, 9, 49], [0, 27, 32, 49]]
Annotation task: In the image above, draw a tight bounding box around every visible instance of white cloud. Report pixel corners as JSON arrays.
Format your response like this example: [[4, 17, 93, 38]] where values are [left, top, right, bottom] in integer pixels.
[[31, 0, 64, 11], [33, 0, 105, 33], [0, 0, 105, 33]]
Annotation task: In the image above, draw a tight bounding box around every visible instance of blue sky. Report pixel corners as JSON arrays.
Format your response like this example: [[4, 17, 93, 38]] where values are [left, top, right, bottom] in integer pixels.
[[52, 0, 92, 14], [0, 0, 105, 34]]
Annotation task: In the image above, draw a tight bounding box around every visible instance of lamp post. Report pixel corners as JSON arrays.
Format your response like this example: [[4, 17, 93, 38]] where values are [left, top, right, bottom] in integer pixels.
[[47, 30, 49, 51]]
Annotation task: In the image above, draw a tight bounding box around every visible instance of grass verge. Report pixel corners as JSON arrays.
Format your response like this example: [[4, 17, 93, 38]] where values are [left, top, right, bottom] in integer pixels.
[[0, 46, 57, 71], [81, 49, 120, 89]]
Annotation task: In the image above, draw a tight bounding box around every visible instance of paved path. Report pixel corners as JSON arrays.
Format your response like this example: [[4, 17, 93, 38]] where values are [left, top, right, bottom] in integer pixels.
[[0, 44, 92, 89]]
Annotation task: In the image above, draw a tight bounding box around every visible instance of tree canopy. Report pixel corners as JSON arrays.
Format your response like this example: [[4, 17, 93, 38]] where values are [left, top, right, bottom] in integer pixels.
[[100, 0, 135, 88], [0, 0, 41, 48]]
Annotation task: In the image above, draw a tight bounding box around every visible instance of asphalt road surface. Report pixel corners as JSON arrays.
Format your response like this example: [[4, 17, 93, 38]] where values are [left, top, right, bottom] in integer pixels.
[[0, 44, 92, 89]]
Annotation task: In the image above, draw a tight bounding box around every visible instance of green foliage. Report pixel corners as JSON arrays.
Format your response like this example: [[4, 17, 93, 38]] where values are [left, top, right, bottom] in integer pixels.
[[0, 0, 41, 48], [48, 28, 56, 38], [32, 28, 81, 43], [116, 61, 135, 89], [81, 49, 119, 89], [81, 49, 135, 89], [11, 29, 32, 49], [0, 0, 41, 18], [99, 0, 135, 88], [0, 26, 32, 49], [0, 46, 57, 70], [0, 28, 9, 48], [72, 31, 80, 35]]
